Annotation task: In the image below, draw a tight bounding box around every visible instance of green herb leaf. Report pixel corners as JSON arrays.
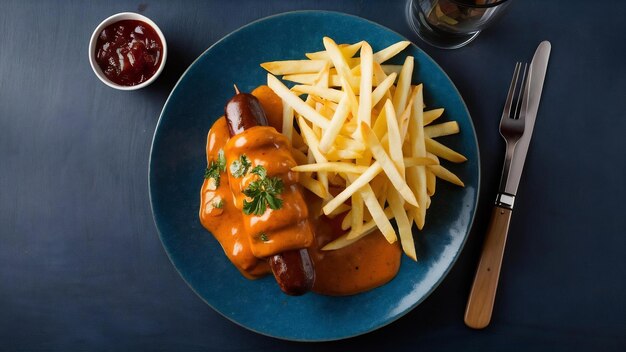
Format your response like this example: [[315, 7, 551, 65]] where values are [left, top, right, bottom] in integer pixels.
[[242, 166, 284, 215], [204, 149, 227, 185], [213, 199, 224, 209], [216, 149, 226, 172], [230, 154, 251, 178], [251, 165, 267, 179], [204, 151, 226, 187], [259, 232, 269, 242]]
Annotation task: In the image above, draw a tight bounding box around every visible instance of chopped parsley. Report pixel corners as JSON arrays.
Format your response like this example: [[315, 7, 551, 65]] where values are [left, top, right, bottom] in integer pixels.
[[230, 154, 251, 178], [213, 199, 224, 209], [204, 149, 226, 187], [259, 232, 269, 242], [242, 165, 284, 215], [250, 165, 267, 178]]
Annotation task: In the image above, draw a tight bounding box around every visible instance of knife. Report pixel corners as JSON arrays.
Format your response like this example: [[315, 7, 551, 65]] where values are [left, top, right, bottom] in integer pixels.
[[464, 41, 551, 329]]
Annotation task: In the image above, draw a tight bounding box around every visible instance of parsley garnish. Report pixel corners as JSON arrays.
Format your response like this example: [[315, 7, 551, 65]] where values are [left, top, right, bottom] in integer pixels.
[[216, 149, 226, 170], [242, 165, 284, 215], [259, 232, 269, 242], [230, 154, 251, 178], [204, 149, 226, 186], [250, 165, 266, 178], [213, 199, 224, 209]]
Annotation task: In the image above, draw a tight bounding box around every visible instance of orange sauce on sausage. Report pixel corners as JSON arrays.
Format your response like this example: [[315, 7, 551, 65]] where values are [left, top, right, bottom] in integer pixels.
[[199, 117, 269, 279], [199, 86, 401, 295], [224, 125, 314, 258]]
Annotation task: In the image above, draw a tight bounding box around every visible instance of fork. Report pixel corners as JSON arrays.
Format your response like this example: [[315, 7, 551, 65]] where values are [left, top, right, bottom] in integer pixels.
[[497, 62, 528, 203], [464, 62, 529, 329]]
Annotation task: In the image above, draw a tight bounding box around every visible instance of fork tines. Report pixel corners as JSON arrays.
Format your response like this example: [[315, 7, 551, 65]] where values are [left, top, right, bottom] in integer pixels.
[[500, 62, 529, 138], [503, 62, 529, 121]]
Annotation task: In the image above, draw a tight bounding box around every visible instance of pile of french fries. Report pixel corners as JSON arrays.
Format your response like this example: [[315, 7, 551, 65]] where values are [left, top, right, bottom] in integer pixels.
[[261, 37, 466, 261]]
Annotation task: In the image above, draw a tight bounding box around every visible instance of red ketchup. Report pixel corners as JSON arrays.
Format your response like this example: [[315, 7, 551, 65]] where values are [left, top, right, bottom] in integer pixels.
[[95, 20, 163, 86]]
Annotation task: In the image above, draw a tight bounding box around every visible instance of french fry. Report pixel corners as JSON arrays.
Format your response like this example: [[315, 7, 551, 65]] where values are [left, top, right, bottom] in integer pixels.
[[388, 189, 416, 261], [304, 93, 316, 108], [424, 137, 467, 163], [308, 95, 333, 110], [305, 41, 364, 60], [373, 41, 411, 64], [284, 73, 361, 87], [322, 207, 394, 250], [323, 37, 359, 90], [371, 72, 397, 108], [291, 85, 344, 103], [341, 209, 352, 230], [321, 98, 339, 111], [326, 202, 351, 218], [392, 56, 414, 118], [374, 63, 394, 105], [281, 73, 310, 85], [335, 135, 366, 152], [424, 121, 460, 138], [352, 176, 397, 243], [340, 119, 358, 135], [407, 84, 428, 229], [261, 60, 328, 75], [350, 191, 364, 237], [426, 169, 436, 196], [428, 164, 465, 187], [347, 40, 411, 71], [400, 86, 419, 142], [361, 123, 418, 207], [325, 148, 363, 160], [267, 74, 330, 129], [298, 117, 329, 195], [372, 106, 388, 140], [404, 156, 438, 167], [298, 173, 328, 199], [423, 108, 445, 125], [318, 95, 351, 153], [369, 173, 387, 202], [357, 42, 374, 127], [341, 76, 359, 123], [314, 60, 331, 88], [282, 99, 294, 142], [384, 100, 405, 178], [292, 162, 369, 174], [322, 162, 383, 215]]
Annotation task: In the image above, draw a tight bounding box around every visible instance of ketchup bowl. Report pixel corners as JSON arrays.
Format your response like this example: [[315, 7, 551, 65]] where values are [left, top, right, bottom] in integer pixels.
[[89, 12, 167, 90]]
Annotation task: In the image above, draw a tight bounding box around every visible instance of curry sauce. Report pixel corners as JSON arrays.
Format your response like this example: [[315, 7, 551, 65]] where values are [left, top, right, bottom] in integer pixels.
[[199, 86, 401, 295], [199, 117, 270, 279]]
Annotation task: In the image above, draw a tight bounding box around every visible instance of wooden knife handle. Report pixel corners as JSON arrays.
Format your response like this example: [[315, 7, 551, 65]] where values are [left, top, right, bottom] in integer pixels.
[[464, 206, 513, 329]]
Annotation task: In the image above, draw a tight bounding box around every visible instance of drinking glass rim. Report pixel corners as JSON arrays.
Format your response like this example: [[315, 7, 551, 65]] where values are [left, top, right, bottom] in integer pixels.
[[447, 0, 510, 9]]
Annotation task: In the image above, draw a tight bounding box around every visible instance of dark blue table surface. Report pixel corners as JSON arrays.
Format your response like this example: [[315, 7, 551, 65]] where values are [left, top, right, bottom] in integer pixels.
[[1, 0, 624, 350]]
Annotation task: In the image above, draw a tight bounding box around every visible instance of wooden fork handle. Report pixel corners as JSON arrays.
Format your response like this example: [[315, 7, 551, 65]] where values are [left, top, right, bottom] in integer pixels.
[[464, 206, 513, 329]]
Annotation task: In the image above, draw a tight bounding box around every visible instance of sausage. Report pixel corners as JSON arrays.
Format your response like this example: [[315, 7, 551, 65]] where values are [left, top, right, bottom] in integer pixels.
[[225, 91, 315, 295], [269, 248, 314, 296], [225, 93, 269, 136]]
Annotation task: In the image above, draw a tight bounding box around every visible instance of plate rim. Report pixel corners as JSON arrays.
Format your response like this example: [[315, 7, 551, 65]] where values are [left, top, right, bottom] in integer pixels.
[[148, 9, 481, 342]]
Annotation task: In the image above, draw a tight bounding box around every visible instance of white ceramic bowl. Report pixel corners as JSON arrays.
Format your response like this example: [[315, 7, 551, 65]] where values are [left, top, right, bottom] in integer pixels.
[[89, 12, 167, 90]]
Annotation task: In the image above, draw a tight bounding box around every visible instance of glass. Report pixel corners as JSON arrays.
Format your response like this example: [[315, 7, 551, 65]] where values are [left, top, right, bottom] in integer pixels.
[[406, 0, 511, 49]]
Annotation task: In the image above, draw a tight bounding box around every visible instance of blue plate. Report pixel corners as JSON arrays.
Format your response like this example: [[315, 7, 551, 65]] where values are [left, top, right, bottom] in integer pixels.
[[150, 11, 480, 341]]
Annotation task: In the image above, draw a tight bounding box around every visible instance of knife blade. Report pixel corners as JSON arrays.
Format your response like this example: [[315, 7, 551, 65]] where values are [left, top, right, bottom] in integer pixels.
[[503, 41, 551, 197]]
